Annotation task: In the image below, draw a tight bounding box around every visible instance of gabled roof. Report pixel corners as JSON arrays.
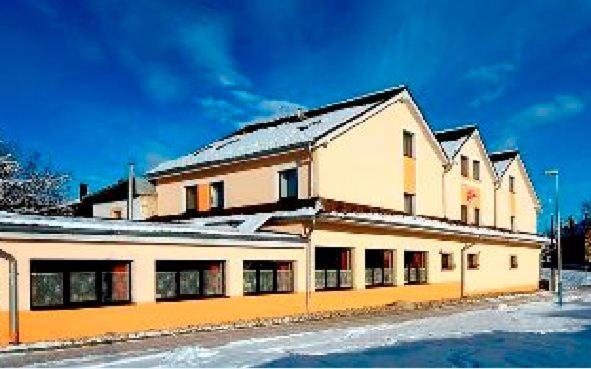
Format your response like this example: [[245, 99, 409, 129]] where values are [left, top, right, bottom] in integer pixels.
[[147, 86, 407, 178], [489, 150, 519, 179], [82, 177, 156, 204], [434, 125, 476, 160]]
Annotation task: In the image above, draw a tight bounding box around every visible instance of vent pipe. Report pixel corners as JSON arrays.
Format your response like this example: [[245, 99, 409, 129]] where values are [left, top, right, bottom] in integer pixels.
[[79, 183, 88, 200], [128, 163, 135, 221]]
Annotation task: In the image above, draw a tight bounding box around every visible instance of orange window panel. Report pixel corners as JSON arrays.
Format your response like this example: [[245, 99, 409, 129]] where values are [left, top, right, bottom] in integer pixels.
[[197, 183, 211, 211]]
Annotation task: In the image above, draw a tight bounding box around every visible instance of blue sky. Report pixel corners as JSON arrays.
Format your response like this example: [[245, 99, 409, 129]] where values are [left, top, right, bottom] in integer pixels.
[[1, 0, 590, 226]]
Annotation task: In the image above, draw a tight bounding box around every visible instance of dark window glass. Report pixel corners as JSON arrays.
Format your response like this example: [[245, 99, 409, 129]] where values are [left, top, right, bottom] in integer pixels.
[[461, 156, 469, 177], [510, 255, 518, 269], [474, 208, 480, 226], [404, 193, 415, 215], [461, 205, 468, 223], [243, 261, 293, 295], [365, 250, 395, 287], [467, 254, 479, 269], [404, 251, 428, 285], [473, 160, 480, 180], [403, 131, 414, 158], [210, 181, 224, 209], [156, 260, 224, 300], [441, 253, 454, 271], [315, 248, 352, 290], [30, 260, 130, 310], [510, 215, 516, 231], [186, 186, 197, 211], [279, 168, 298, 199], [509, 176, 515, 193]]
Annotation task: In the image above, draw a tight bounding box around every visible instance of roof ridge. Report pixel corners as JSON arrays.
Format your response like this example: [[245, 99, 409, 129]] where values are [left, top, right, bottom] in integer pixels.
[[434, 124, 477, 137]]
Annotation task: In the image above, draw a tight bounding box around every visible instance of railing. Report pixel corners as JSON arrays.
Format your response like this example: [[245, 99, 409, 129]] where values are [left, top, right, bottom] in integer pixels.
[[315, 269, 352, 290], [404, 267, 428, 284], [365, 267, 395, 287]]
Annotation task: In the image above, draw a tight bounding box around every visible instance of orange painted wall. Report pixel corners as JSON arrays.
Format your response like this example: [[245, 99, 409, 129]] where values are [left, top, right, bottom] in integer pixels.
[[0, 283, 462, 345]]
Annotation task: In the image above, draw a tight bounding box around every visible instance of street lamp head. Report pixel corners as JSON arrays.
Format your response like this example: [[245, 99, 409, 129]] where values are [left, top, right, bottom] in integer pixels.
[[544, 170, 559, 176]]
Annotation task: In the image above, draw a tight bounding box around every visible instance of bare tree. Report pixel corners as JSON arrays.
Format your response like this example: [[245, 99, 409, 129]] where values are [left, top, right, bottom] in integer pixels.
[[582, 201, 591, 217], [0, 139, 70, 214]]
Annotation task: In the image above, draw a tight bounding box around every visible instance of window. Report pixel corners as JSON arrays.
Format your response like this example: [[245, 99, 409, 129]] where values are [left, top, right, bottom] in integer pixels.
[[461, 205, 468, 223], [279, 168, 298, 200], [156, 261, 224, 301], [404, 251, 428, 285], [404, 193, 415, 215], [467, 253, 479, 269], [473, 160, 480, 180], [186, 186, 197, 211], [403, 131, 414, 158], [365, 250, 395, 287], [509, 176, 515, 193], [461, 156, 469, 177], [315, 248, 352, 290], [30, 260, 131, 310], [441, 253, 454, 271], [510, 255, 518, 269], [474, 207, 480, 226], [510, 216, 516, 231], [112, 209, 122, 219], [243, 261, 293, 295], [209, 181, 224, 209]]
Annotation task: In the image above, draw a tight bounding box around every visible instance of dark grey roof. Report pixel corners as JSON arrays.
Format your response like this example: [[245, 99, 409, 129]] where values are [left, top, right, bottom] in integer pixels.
[[434, 125, 476, 160]]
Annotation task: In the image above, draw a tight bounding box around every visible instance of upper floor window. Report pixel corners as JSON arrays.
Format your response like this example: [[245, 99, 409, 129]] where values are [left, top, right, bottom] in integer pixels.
[[509, 176, 515, 193], [279, 168, 298, 200], [461, 205, 468, 223], [473, 160, 480, 180], [467, 253, 479, 269], [461, 156, 469, 177], [186, 186, 197, 211], [510, 215, 516, 231], [403, 131, 415, 158], [210, 181, 224, 209], [404, 193, 415, 215], [510, 255, 518, 269], [474, 207, 480, 226]]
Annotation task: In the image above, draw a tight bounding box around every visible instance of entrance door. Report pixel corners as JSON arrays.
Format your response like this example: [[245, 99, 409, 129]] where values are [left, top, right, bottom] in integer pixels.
[[404, 251, 428, 285]]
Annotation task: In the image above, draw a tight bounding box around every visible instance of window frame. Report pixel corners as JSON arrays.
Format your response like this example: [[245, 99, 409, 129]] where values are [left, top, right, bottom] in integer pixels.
[[467, 253, 479, 270], [278, 168, 298, 201], [30, 260, 132, 311], [510, 255, 518, 269], [404, 193, 416, 215], [509, 176, 515, 193], [155, 260, 225, 302], [441, 253, 454, 271], [473, 160, 480, 181], [209, 181, 225, 210], [460, 205, 468, 223], [185, 185, 197, 212], [474, 207, 480, 226], [460, 156, 469, 178], [403, 130, 415, 158], [243, 261, 294, 295], [510, 215, 516, 231]]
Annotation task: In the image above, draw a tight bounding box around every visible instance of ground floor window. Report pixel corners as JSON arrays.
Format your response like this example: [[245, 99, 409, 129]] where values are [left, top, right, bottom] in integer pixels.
[[467, 253, 480, 269], [510, 255, 518, 269], [156, 260, 224, 301], [315, 247, 352, 290], [404, 251, 428, 285], [30, 260, 131, 310], [441, 253, 454, 271], [243, 261, 293, 295], [365, 249, 394, 287]]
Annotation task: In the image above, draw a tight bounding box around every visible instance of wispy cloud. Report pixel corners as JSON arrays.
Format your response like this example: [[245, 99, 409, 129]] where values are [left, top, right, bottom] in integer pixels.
[[509, 94, 585, 125], [465, 62, 516, 106]]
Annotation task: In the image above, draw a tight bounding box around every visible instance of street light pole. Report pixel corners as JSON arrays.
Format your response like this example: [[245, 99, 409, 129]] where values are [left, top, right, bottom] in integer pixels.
[[545, 170, 562, 307]]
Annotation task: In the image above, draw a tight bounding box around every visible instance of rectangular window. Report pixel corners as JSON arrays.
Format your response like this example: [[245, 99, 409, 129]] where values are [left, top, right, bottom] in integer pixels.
[[510, 255, 518, 269], [473, 160, 480, 180], [315, 248, 352, 290], [509, 176, 515, 193], [461, 205, 468, 223], [186, 186, 197, 211], [209, 181, 224, 209], [279, 168, 298, 200], [404, 193, 415, 215], [467, 253, 479, 269], [365, 250, 395, 287], [404, 251, 428, 285], [510, 215, 516, 231], [243, 261, 293, 295], [474, 207, 480, 226], [403, 131, 414, 158], [30, 260, 131, 310], [155, 260, 224, 301], [441, 253, 454, 271], [461, 156, 469, 177]]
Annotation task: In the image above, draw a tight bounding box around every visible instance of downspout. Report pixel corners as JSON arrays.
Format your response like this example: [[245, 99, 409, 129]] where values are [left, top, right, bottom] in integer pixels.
[[493, 180, 501, 228], [305, 143, 315, 313], [0, 248, 19, 344], [442, 163, 452, 218]]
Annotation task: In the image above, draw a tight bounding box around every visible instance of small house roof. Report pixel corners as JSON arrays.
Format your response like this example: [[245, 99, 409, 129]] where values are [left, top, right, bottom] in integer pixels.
[[434, 125, 477, 160]]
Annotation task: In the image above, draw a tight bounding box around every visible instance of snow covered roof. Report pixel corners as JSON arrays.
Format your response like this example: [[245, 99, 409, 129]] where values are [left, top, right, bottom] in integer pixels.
[[434, 125, 476, 160], [319, 212, 548, 244], [489, 150, 518, 179], [0, 211, 303, 244], [147, 86, 406, 177]]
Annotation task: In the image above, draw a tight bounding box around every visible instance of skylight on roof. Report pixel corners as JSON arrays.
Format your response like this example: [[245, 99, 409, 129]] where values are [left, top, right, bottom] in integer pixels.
[[297, 120, 322, 131]]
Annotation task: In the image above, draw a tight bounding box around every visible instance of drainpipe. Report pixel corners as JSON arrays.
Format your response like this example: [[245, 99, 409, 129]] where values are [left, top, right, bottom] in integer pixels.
[[493, 180, 501, 228], [442, 163, 452, 218], [128, 162, 135, 221], [0, 249, 19, 344], [305, 143, 315, 313]]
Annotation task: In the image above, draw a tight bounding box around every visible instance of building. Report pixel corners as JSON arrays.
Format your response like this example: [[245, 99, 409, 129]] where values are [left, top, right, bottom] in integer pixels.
[[0, 86, 546, 345], [76, 177, 157, 220], [556, 214, 591, 268]]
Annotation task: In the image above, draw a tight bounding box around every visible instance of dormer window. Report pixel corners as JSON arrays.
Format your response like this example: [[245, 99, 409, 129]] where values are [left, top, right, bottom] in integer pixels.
[[403, 131, 414, 158], [279, 168, 298, 200]]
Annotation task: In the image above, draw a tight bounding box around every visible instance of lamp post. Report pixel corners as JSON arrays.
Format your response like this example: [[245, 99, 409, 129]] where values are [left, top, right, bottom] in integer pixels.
[[545, 170, 562, 307]]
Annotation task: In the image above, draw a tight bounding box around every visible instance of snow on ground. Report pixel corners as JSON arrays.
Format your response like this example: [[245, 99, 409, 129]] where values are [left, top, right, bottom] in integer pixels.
[[541, 268, 591, 289], [22, 270, 591, 368]]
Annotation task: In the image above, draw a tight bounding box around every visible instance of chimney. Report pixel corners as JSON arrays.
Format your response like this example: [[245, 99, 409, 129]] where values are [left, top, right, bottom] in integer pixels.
[[128, 163, 135, 221], [79, 183, 88, 199], [296, 108, 305, 121]]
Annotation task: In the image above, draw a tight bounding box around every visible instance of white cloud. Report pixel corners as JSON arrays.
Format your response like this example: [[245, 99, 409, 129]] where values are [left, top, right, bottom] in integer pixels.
[[465, 63, 516, 106], [509, 95, 585, 126]]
